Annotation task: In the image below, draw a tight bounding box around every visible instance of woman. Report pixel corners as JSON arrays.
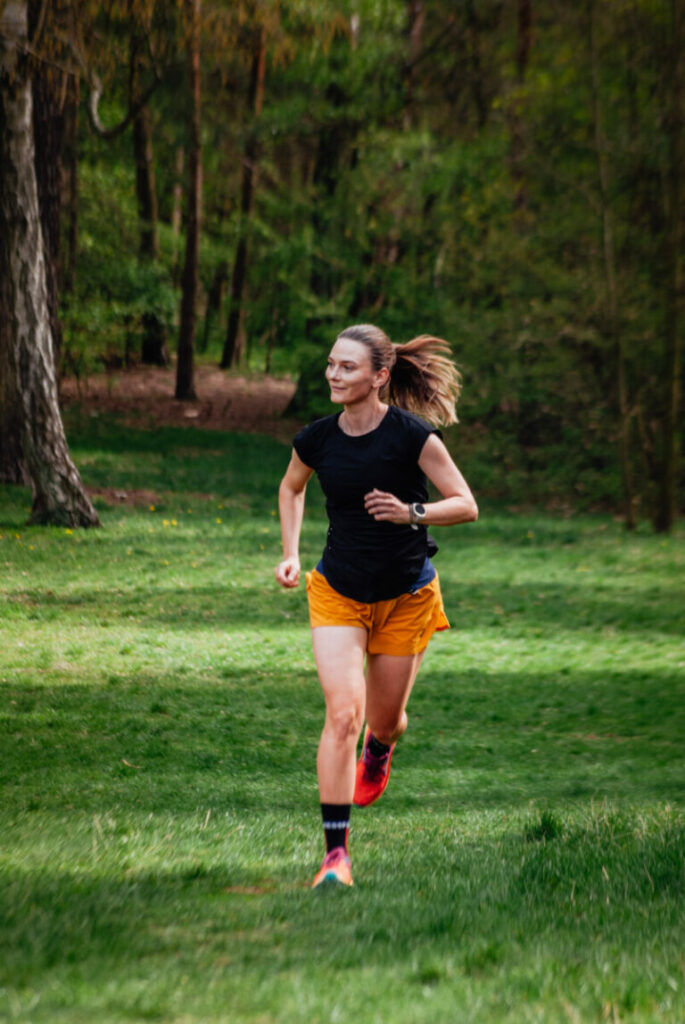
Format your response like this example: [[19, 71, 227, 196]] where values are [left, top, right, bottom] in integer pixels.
[[274, 324, 477, 888]]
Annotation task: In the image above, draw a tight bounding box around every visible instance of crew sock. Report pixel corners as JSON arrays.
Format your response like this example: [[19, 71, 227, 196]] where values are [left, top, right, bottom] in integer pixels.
[[320, 803, 350, 853], [367, 734, 392, 758]]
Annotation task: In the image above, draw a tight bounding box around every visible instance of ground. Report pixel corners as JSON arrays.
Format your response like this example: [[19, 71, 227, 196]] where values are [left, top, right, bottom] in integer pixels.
[[60, 364, 302, 508], [60, 363, 301, 444]]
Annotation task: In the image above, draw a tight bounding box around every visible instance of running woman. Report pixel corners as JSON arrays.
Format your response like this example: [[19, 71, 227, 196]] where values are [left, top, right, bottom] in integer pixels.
[[274, 324, 478, 888]]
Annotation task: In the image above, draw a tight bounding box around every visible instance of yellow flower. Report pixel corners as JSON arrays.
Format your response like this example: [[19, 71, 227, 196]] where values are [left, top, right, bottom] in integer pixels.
[[149, 505, 155, 512], [65, 528, 73, 535], [216, 517, 222, 524], [171, 519, 178, 526]]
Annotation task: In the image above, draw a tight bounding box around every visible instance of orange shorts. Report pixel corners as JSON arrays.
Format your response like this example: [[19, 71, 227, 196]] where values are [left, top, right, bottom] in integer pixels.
[[305, 568, 450, 656]]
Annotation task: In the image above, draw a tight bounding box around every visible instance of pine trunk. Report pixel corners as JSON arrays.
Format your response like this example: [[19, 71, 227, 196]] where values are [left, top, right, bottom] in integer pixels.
[[590, 3, 636, 529], [0, 0, 99, 527], [654, 0, 682, 533], [130, 29, 159, 261], [220, 26, 266, 370], [176, 0, 202, 401]]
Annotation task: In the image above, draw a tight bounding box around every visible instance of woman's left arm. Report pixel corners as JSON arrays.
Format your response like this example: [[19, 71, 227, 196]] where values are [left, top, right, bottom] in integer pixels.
[[417, 433, 478, 525], [364, 433, 478, 526]]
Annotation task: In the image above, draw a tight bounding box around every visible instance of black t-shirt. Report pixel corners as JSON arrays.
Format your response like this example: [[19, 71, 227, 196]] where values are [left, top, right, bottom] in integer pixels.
[[293, 405, 440, 602]]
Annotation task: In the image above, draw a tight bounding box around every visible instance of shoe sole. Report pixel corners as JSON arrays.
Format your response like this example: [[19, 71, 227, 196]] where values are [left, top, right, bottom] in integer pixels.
[[312, 871, 353, 889]]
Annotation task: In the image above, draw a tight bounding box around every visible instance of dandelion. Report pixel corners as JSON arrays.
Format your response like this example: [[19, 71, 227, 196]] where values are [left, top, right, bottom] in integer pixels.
[[216, 517, 222, 524], [171, 519, 177, 526], [149, 505, 155, 512], [163, 519, 170, 527], [65, 528, 73, 535]]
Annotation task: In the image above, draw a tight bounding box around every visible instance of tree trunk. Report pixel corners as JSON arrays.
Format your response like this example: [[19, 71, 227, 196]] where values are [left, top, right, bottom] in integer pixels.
[[201, 259, 228, 353], [130, 27, 159, 261], [0, 261, 27, 484], [0, 0, 99, 526], [176, 0, 202, 401], [29, 0, 67, 369], [62, 73, 79, 295], [589, 2, 636, 529], [653, 0, 682, 533], [220, 25, 266, 370], [509, 0, 532, 214], [402, 0, 424, 131], [171, 145, 184, 285]]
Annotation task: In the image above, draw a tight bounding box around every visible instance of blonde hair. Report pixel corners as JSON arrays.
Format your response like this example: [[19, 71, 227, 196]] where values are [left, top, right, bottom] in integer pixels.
[[336, 324, 461, 426]]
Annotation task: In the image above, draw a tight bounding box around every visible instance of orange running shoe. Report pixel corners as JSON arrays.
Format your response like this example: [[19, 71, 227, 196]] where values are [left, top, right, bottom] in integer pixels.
[[311, 847, 353, 889], [353, 728, 395, 807]]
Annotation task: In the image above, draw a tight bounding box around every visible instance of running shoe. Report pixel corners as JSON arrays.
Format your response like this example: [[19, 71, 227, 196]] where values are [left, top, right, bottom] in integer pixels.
[[353, 727, 395, 807], [311, 847, 353, 889]]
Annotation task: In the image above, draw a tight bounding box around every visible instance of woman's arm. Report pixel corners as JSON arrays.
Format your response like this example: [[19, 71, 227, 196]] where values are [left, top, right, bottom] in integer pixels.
[[274, 449, 314, 588], [364, 433, 478, 526]]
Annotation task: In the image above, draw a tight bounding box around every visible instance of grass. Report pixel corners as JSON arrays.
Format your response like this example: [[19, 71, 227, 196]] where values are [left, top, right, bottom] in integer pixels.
[[1, 412, 683, 1023]]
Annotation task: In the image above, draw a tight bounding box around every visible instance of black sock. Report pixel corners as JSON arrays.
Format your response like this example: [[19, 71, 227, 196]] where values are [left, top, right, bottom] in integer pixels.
[[368, 734, 391, 757], [321, 803, 350, 853]]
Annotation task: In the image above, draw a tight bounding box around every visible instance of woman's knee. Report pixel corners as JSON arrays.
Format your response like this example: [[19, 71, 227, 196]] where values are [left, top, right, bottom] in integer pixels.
[[367, 709, 408, 745], [324, 702, 364, 745]]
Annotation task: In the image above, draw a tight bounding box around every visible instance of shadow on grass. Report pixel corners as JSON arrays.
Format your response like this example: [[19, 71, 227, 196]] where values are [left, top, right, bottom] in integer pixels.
[[1, 815, 683, 1012], [5, 573, 683, 637], [3, 658, 683, 819]]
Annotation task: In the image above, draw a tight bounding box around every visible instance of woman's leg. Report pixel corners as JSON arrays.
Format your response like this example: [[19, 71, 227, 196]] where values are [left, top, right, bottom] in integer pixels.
[[311, 625, 368, 802], [364, 649, 425, 745]]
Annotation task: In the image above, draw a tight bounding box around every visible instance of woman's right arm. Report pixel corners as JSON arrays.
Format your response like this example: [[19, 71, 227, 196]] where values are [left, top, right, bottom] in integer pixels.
[[274, 449, 314, 589]]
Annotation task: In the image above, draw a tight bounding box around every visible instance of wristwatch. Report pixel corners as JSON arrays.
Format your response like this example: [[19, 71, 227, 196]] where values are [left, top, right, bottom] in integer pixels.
[[409, 502, 427, 530]]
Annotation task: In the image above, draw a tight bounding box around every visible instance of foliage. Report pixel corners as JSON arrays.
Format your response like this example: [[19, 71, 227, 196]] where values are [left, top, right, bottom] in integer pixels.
[[54, 0, 682, 519], [1, 418, 684, 1021]]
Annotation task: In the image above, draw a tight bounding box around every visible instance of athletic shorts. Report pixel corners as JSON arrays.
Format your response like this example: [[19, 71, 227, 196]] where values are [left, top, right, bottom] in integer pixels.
[[305, 568, 450, 656]]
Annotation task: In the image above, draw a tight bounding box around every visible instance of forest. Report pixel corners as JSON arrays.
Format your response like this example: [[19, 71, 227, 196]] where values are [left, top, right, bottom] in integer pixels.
[[0, 0, 682, 529]]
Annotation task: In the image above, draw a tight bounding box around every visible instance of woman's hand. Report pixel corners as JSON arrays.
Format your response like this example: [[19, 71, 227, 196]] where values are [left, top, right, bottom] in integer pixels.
[[364, 488, 410, 524], [274, 555, 301, 588]]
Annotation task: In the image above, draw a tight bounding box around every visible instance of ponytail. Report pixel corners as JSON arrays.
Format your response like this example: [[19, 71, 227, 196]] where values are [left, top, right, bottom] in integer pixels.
[[389, 335, 461, 426], [336, 324, 461, 426]]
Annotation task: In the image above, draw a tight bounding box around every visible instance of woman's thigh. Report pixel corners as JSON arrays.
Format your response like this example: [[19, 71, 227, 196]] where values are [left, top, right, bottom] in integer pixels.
[[311, 626, 368, 710]]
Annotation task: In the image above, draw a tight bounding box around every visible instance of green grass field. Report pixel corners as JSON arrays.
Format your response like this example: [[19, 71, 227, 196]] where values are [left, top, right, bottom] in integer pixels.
[[1, 414, 683, 1023]]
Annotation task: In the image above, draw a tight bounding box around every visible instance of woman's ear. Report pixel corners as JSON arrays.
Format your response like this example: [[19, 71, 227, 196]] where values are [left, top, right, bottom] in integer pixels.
[[373, 366, 390, 391]]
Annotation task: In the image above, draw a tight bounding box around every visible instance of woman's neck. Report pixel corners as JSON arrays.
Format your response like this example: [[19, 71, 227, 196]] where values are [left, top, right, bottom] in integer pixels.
[[339, 399, 388, 436]]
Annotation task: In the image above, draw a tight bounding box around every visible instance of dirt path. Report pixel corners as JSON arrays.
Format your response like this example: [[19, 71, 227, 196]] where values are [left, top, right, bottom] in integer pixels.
[[61, 363, 303, 444]]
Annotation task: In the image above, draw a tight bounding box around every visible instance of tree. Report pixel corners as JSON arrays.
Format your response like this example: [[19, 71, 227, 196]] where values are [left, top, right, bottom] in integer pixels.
[[176, 0, 202, 401], [220, 22, 266, 369], [653, 0, 682, 532], [588, 0, 636, 528], [0, 0, 99, 526]]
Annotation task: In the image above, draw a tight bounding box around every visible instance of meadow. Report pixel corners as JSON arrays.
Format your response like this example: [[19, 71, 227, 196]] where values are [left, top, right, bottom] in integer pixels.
[[1, 414, 683, 1023]]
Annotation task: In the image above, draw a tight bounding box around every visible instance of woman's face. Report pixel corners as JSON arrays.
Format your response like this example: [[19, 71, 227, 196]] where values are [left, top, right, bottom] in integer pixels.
[[325, 338, 387, 405]]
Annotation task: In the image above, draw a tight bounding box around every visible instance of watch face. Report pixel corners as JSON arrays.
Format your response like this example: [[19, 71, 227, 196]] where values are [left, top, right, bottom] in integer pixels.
[[414, 503, 426, 517]]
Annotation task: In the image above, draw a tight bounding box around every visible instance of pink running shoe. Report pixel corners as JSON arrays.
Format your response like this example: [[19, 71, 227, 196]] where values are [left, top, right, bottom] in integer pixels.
[[311, 847, 353, 889], [353, 727, 395, 807]]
